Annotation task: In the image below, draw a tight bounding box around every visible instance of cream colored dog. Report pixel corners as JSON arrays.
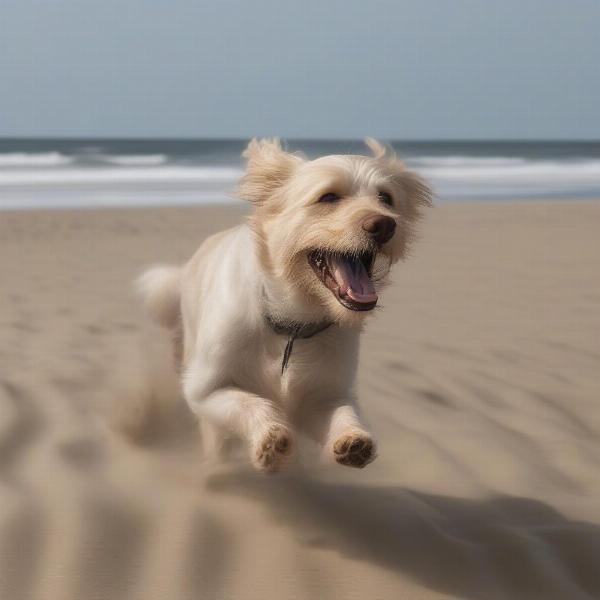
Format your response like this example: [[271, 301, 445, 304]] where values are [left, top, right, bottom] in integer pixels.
[[138, 139, 431, 472]]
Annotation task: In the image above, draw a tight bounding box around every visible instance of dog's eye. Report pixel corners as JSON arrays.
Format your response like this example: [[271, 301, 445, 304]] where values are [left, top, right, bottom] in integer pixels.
[[377, 191, 393, 206], [318, 192, 340, 203]]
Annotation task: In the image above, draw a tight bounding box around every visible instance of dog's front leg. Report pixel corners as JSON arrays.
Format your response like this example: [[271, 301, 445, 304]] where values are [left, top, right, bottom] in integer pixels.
[[323, 403, 377, 469], [186, 385, 294, 473]]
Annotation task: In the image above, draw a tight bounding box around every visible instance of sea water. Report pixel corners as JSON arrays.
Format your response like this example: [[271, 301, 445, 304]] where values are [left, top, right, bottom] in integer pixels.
[[1, 138, 599, 210]]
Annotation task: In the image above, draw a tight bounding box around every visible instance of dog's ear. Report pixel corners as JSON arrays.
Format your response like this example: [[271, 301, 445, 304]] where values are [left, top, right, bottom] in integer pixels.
[[366, 139, 433, 217], [238, 138, 302, 204], [365, 137, 388, 159], [398, 169, 433, 219]]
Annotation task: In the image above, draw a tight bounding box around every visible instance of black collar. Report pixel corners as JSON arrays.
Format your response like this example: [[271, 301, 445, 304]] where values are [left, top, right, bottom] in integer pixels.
[[264, 313, 333, 373]]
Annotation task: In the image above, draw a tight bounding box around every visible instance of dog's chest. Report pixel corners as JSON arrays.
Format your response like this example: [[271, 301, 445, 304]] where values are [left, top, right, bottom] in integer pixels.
[[230, 327, 359, 404]]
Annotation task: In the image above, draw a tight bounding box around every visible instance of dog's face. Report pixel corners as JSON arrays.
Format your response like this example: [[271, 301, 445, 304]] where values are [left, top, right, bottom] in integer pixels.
[[239, 139, 431, 327]]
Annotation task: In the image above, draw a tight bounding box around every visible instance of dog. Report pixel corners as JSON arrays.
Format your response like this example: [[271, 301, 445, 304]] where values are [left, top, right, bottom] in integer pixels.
[[138, 138, 431, 472]]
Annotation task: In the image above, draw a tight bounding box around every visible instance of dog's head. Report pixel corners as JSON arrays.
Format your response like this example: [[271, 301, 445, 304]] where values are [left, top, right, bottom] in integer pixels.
[[239, 138, 432, 327]]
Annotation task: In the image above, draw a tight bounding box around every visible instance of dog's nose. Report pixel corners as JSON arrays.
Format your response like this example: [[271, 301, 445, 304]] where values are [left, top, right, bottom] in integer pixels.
[[362, 215, 396, 244]]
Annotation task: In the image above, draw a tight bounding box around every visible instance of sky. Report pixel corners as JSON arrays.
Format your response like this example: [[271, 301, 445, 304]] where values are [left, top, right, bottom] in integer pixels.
[[0, 0, 599, 140]]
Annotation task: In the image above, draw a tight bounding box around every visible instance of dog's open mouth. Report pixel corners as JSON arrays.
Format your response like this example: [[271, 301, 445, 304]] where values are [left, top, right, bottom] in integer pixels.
[[308, 250, 378, 311]]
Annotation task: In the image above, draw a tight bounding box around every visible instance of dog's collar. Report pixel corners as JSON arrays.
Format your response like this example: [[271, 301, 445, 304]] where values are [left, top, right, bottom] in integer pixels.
[[264, 313, 333, 373]]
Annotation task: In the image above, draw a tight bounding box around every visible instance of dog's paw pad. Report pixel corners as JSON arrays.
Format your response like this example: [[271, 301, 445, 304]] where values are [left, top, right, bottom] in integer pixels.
[[253, 425, 293, 473], [333, 432, 376, 468]]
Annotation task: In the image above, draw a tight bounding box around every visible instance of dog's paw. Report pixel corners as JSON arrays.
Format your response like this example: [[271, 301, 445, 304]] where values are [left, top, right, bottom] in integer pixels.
[[252, 424, 294, 473], [333, 431, 376, 468]]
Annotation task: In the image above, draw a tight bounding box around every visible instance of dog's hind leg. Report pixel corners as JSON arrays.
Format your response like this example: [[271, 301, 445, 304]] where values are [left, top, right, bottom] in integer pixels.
[[198, 418, 228, 463]]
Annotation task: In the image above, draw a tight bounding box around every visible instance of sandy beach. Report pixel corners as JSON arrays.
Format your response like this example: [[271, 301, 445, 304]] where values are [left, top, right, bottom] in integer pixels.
[[1, 200, 599, 600]]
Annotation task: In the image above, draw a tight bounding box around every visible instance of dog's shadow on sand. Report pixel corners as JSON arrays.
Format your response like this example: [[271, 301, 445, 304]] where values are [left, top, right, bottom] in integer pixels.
[[207, 470, 600, 600]]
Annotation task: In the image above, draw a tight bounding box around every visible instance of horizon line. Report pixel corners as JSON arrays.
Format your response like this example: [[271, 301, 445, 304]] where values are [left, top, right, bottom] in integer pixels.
[[1, 136, 600, 144]]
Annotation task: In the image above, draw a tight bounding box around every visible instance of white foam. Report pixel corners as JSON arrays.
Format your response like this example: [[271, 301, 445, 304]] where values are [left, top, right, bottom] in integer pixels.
[[0, 165, 245, 209], [0, 152, 73, 167], [415, 158, 600, 198], [101, 154, 168, 166], [411, 155, 528, 168], [1, 152, 599, 209], [0, 165, 243, 187]]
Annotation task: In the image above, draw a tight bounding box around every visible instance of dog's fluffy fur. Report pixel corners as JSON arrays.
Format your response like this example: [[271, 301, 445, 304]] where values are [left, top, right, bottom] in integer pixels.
[[138, 139, 431, 472]]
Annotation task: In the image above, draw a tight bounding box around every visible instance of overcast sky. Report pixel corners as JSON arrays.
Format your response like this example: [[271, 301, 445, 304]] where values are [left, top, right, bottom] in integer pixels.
[[0, 0, 599, 139]]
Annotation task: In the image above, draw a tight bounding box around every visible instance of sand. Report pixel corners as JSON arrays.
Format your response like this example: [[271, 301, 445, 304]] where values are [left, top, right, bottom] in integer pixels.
[[1, 200, 599, 600]]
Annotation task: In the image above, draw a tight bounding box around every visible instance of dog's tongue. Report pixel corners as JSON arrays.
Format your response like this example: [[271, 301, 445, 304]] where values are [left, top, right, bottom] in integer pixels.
[[328, 255, 378, 304]]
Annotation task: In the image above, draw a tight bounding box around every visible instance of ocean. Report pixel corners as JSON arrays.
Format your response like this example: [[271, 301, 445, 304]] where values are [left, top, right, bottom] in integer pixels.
[[1, 138, 600, 210]]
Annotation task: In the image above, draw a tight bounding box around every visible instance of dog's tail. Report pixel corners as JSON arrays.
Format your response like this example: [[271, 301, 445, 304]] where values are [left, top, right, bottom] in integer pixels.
[[136, 265, 182, 329]]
